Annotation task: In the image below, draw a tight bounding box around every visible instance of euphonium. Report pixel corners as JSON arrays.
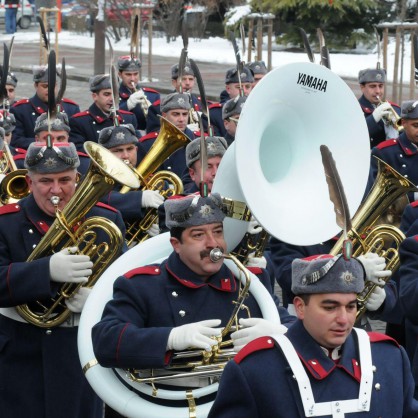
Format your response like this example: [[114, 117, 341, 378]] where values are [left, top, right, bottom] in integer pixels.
[[330, 157, 417, 319], [120, 117, 189, 245], [16, 142, 140, 328], [126, 248, 252, 384], [376, 95, 403, 132]]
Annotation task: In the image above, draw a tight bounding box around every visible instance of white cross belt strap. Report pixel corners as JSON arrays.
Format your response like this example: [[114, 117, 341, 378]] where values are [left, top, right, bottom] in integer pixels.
[[272, 328, 373, 417]]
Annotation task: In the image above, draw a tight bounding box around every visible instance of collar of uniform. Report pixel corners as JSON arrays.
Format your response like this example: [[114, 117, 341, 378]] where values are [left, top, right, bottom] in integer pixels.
[[31, 94, 48, 114], [398, 131, 418, 155], [21, 194, 55, 235], [286, 320, 361, 383], [165, 252, 237, 292], [89, 103, 114, 123], [119, 83, 134, 97], [358, 95, 374, 114]]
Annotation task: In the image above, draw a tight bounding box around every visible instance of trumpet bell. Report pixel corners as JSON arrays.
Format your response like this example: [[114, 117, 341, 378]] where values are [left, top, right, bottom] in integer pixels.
[[215, 62, 371, 246]]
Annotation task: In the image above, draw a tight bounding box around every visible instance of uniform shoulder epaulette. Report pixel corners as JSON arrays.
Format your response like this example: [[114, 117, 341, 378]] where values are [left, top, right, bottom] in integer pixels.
[[376, 139, 398, 150], [246, 266, 263, 275], [140, 132, 159, 143], [123, 265, 161, 279], [13, 153, 25, 161], [143, 87, 159, 94], [71, 110, 89, 118], [151, 99, 161, 106], [119, 109, 134, 115], [235, 336, 275, 364], [119, 92, 129, 99], [208, 102, 222, 109], [61, 98, 78, 106], [388, 100, 400, 109], [0, 203, 20, 215], [77, 151, 89, 158], [368, 331, 399, 347], [410, 201, 418, 208], [12, 98, 30, 107], [95, 202, 118, 213]]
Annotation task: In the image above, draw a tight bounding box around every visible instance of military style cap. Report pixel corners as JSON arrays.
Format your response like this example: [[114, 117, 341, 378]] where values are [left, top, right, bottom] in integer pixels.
[[161, 92, 192, 113], [247, 61, 267, 75], [222, 95, 247, 120], [32, 65, 61, 83], [0, 127, 5, 149], [117, 55, 141, 72], [98, 124, 138, 149], [400, 100, 418, 120], [186, 136, 228, 168], [25, 142, 80, 174], [358, 68, 386, 84], [6, 72, 17, 87], [225, 66, 254, 84], [34, 112, 70, 135], [291, 254, 365, 295], [165, 193, 226, 229], [171, 62, 195, 80], [0, 111, 16, 134], [89, 74, 111, 92]]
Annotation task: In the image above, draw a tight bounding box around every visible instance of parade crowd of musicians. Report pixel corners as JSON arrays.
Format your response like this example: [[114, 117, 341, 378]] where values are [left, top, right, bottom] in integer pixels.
[[2, 49, 418, 418]]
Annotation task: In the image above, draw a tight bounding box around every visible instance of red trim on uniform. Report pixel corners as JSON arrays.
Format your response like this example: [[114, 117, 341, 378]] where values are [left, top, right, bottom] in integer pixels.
[[410, 201, 418, 208], [376, 139, 398, 150], [208, 102, 222, 109], [13, 154, 25, 161], [77, 152, 89, 158], [119, 109, 135, 115], [152, 99, 161, 106], [116, 323, 130, 363], [96, 201, 118, 213], [36, 221, 49, 234], [246, 267, 263, 275], [352, 359, 361, 382], [139, 132, 159, 143], [303, 254, 334, 261], [166, 265, 205, 289], [0, 204, 20, 215], [368, 331, 399, 347], [164, 351, 173, 365], [14, 148, 26, 155], [123, 266, 160, 279], [414, 235, 418, 242], [61, 98, 78, 106], [119, 92, 129, 99], [305, 358, 329, 379], [360, 105, 372, 115], [143, 87, 159, 94], [235, 336, 274, 364], [220, 278, 232, 291], [12, 98, 30, 107], [72, 110, 89, 118]]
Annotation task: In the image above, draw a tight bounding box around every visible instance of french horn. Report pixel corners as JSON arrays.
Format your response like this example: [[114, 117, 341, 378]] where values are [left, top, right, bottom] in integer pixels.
[[78, 62, 371, 418]]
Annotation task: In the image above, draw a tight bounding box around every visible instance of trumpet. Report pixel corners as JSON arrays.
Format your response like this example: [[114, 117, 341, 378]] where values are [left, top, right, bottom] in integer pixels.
[[376, 96, 403, 132]]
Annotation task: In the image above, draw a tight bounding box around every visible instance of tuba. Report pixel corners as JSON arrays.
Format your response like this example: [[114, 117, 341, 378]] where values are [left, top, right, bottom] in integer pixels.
[[78, 62, 371, 418], [121, 117, 189, 247], [16, 142, 140, 328], [330, 157, 417, 319]]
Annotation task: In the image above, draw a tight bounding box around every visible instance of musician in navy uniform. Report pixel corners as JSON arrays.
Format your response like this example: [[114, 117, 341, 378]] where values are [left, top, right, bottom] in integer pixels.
[[117, 55, 160, 131], [358, 67, 401, 148], [366, 99, 418, 202], [0, 141, 126, 418], [10, 65, 80, 150], [92, 193, 293, 411], [97, 123, 164, 232], [247, 60, 268, 86], [2, 72, 18, 107], [69, 74, 138, 152], [139, 92, 198, 178], [146, 62, 202, 134], [209, 254, 418, 418], [203, 66, 253, 137], [222, 95, 247, 145]]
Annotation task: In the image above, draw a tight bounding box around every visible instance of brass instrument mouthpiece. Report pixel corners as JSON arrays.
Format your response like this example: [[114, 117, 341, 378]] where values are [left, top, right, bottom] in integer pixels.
[[50, 196, 60, 206], [210, 248, 224, 263]]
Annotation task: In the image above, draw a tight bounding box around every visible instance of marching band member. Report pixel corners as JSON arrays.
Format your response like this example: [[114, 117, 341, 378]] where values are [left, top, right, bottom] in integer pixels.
[[69, 74, 138, 152], [209, 254, 418, 418], [0, 141, 126, 418], [10, 66, 80, 150], [247, 60, 268, 86], [92, 193, 293, 410], [358, 67, 401, 148], [222, 95, 247, 145]]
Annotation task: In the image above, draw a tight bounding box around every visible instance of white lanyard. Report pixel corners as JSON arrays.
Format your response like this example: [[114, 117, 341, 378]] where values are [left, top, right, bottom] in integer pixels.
[[273, 328, 373, 417]]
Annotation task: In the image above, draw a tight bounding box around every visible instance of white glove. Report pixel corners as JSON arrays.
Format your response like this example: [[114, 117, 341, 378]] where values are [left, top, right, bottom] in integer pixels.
[[127, 90, 152, 111], [232, 317, 287, 352], [64, 287, 91, 313], [357, 253, 391, 285], [365, 286, 386, 312], [167, 319, 222, 352], [246, 252, 267, 269], [49, 247, 93, 283], [147, 223, 160, 237], [247, 216, 262, 235], [141, 190, 164, 209], [372, 101, 392, 123]]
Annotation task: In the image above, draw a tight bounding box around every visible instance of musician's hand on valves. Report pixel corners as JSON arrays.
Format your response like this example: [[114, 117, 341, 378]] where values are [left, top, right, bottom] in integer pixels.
[[167, 319, 222, 352], [64, 287, 91, 313], [232, 318, 287, 352], [246, 252, 267, 269], [365, 286, 386, 312], [247, 216, 262, 235], [372, 101, 392, 123], [141, 190, 164, 209], [357, 253, 391, 285], [49, 247, 93, 283], [146, 223, 160, 238], [127, 90, 152, 111]]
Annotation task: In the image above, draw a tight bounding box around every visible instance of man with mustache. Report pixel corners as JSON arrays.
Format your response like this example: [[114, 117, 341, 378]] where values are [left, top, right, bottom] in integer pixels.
[[92, 193, 294, 411], [209, 254, 418, 417]]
